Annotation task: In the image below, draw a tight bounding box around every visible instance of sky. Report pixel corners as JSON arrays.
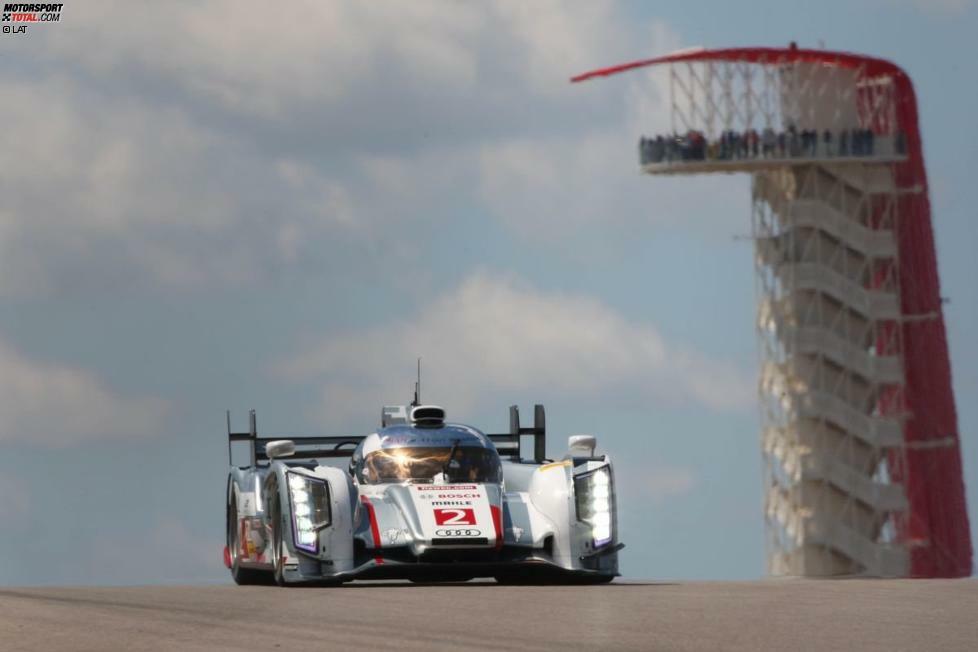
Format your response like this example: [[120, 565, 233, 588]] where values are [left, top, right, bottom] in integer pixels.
[[0, 0, 976, 585]]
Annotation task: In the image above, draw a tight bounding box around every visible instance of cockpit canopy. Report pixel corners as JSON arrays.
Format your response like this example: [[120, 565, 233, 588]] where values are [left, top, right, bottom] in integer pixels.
[[352, 424, 502, 485]]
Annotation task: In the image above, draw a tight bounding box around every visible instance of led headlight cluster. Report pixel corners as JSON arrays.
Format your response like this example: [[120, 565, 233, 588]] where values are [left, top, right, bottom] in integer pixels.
[[574, 466, 614, 548], [287, 473, 331, 553]]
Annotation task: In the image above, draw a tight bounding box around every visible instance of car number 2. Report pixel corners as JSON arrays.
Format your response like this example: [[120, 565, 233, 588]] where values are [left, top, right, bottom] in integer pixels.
[[434, 508, 476, 525]]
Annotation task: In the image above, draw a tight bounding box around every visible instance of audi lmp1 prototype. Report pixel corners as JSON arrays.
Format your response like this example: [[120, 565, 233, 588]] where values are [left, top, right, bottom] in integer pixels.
[[224, 403, 622, 585]]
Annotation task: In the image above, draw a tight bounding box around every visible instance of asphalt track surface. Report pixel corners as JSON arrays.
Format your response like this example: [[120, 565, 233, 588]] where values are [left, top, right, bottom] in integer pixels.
[[1, 579, 976, 651]]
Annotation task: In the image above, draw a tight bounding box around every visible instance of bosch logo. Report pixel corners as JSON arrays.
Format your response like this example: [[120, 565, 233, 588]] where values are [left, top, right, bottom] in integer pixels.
[[435, 528, 481, 537]]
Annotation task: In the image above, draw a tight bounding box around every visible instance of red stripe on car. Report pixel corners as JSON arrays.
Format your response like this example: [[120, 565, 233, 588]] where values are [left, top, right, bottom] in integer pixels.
[[360, 496, 384, 565], [490, 504, 503, 550]]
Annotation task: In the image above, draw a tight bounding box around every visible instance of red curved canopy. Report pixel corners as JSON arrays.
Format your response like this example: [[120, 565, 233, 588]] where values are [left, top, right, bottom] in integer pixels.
[[570, 46, 906, 83], [572, 46, 972, 578]]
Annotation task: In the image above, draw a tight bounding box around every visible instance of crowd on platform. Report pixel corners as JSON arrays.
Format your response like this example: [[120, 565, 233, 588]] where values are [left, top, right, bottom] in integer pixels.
[[639, 127, 907, 165]]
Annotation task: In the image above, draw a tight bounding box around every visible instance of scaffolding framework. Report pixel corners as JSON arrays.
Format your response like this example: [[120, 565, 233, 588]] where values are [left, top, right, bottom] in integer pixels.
[[573, 47, 972, 577]]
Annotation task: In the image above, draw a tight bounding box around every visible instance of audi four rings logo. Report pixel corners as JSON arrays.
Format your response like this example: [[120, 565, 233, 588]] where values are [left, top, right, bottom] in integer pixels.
[[435, 528, 481, 537]]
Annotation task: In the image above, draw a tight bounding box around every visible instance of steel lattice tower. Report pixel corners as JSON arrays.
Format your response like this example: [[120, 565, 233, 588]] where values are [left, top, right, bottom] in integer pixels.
[[574, 47, 971, 577]]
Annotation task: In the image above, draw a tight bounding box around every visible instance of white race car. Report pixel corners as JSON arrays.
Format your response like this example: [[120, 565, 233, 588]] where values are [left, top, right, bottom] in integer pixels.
[[225, 403, 621, 585]]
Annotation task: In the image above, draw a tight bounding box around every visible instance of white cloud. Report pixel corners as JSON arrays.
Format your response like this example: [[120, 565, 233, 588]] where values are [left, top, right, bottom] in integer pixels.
[[0, 76, 405, 295], [476, 61, 749, 240], [47, 1, 481, 118], [275, 272, 754, 424], [42, 1, 647, 121], [476, 130, 656, 236], [0, 339, 168, 447], [0, 2, 692, 296]]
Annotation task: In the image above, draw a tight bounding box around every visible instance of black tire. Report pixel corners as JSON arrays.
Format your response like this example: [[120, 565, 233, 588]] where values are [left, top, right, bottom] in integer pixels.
[[270, 490, 287, 587], [228, 495, 268, 586]]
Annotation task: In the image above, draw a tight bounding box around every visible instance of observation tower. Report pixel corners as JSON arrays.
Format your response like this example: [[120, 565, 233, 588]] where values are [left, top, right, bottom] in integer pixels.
[[573, 46, 971, 577]]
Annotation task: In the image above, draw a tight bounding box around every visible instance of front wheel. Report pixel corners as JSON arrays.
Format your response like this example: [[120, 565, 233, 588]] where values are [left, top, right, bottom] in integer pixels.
[[228, 495, 268, 586], [270, 491, 287, 587]]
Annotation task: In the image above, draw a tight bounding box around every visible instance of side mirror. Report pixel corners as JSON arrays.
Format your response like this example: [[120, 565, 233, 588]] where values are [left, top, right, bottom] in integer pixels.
[[265, 439, 295, 460], [568, 435, 597, 457]]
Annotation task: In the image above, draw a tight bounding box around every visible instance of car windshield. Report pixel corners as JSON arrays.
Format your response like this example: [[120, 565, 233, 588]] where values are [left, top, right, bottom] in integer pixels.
[[359, 445, 501, 484]]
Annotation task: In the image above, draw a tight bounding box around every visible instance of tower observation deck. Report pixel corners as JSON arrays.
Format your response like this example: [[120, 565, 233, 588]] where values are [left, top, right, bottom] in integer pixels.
[[573, 47, 972, 577]]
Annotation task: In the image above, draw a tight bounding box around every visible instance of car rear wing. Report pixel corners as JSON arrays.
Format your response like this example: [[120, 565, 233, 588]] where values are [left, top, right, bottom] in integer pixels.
[[226, 410, 365, 467], [227, 404, 546, 467], [488, 404, 547, 463]]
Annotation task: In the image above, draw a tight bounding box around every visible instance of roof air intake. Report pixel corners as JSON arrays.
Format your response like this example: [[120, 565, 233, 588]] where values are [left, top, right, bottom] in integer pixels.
[[410, 405, 445, 428]]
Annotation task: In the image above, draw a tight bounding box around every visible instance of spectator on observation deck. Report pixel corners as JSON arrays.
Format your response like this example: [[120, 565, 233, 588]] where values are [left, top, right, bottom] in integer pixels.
[[666, 133, 677, 162], [762, 128, 776, 157]]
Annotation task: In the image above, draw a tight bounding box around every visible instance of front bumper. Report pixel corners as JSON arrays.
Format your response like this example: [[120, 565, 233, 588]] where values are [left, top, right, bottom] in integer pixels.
[[280, 545, 622, 584]]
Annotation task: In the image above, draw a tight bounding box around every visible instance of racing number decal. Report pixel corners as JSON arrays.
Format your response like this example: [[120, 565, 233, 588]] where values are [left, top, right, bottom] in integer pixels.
[[433, 508, 476, 526]]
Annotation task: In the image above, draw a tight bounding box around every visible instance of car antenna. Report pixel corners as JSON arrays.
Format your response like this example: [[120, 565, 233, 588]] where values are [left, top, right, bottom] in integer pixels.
[[411, 357, 421, 407]]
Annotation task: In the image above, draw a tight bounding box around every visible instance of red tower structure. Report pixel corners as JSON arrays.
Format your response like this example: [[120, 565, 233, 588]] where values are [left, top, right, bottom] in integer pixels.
[[574, 47, 971, 577]]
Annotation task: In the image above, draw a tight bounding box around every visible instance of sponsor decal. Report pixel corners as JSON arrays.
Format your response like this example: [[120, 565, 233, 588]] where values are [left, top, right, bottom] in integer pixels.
[[434, 507, 475, 526], [539, 460, 572, 472], [414, 485, 481, 501], [508, 526, 524, 542], [418, 494, 481, 501], [384, 528, 403, 545], [435, 528, 481, 537], [238, 516, 266, 562], [238, 491, 257, 517], [431, 500, 472, 507], [2, 2, 63, 35], [239, 521, 250, 559]]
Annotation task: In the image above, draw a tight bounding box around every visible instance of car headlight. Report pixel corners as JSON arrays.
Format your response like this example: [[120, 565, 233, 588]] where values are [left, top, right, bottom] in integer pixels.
[[287, 472, 331, 553], [574, 466, 615, 548]]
